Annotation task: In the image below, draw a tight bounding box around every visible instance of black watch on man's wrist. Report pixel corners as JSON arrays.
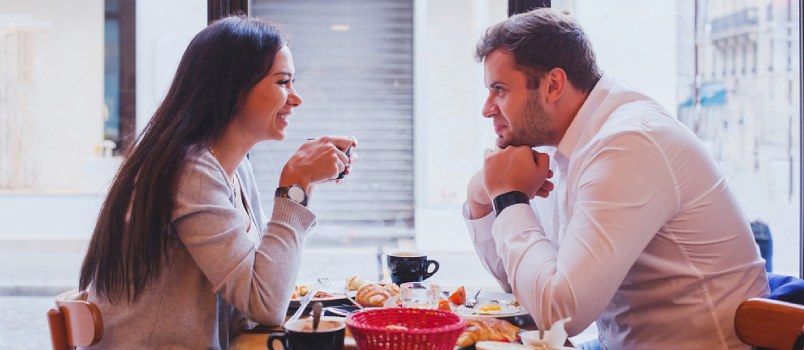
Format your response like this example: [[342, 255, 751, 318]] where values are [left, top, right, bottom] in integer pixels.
[[492, 191, 530, 216]]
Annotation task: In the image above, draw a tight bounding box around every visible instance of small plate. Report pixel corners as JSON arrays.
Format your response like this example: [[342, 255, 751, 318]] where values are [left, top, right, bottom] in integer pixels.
[[290, 281, 348, 304]]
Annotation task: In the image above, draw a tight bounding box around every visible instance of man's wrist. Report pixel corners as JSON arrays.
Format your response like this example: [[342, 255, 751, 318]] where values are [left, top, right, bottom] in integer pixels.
[[468, 201, 494, 219], [492, 191, 530, 216]]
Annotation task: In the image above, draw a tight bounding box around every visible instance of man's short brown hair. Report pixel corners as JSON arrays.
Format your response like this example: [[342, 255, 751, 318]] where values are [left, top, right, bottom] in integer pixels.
[[476, 8, 601, 92]]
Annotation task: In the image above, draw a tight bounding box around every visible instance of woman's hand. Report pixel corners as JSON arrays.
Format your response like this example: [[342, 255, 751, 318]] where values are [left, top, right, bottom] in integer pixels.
[[280, 136, 358, 192]]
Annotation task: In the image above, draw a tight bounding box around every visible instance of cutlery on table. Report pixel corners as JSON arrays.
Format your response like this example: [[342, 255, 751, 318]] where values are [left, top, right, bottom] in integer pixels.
[[312, 302, 323, 331], [465, 288, 482, 309], [285, 277, 331, 323], [344, 289, 364, 310]]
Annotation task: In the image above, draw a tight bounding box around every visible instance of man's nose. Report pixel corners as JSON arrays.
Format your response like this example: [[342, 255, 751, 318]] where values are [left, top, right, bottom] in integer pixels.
[[482, 102, 498, 118]]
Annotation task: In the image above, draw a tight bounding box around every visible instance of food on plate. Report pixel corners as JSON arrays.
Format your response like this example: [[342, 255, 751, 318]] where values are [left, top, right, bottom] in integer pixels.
[[345, 275, 368, 291], [448, 286, 466, 306], [479, 303, 502, 313], [438, 298, 452, 311], [293, 285, 333, 299], [475, 341, 541, 350], [294, 285, 313, 297], [456, 318, 521, 347], [355, 283, 400, 307]]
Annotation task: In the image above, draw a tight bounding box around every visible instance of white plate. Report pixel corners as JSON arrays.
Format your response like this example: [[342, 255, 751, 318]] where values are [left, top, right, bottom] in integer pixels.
[[290, 280, 349, 304], [454, 291, 529, 318], [455, 304, 528, 318]]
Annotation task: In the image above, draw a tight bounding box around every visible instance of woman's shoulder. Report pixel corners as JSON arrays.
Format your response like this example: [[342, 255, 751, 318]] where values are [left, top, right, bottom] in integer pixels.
[[178, 146, 228, 187]]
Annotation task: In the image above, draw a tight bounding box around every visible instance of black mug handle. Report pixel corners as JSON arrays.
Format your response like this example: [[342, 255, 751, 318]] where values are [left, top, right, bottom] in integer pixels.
[[424, 259, 439, 279], [267, 332, 287, 350]]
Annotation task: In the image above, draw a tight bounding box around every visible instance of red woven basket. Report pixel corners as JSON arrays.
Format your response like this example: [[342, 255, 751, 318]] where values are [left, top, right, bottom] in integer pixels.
[[346, 308, 466, 350]]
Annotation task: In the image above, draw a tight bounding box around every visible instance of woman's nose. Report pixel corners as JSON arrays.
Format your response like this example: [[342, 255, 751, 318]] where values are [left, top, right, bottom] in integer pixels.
[[288, 89, 303, 107]]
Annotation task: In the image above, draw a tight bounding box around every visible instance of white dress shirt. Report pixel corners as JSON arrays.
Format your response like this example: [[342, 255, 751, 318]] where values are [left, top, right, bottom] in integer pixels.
[[464, 75, 768, 349]]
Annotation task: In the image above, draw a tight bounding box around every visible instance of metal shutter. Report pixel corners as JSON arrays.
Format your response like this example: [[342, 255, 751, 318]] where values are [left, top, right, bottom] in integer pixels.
[[250, 0, 414, 242]]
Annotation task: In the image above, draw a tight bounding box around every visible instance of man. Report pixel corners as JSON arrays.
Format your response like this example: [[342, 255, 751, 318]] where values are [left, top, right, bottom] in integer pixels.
[[464, 8, 768, 349]]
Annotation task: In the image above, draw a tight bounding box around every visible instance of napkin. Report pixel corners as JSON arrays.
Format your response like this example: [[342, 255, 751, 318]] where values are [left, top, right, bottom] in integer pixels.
[[521, 317, 572, 349]]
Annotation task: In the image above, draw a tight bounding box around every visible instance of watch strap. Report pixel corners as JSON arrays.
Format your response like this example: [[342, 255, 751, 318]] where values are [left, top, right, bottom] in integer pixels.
[[492, 191, 529, 216]]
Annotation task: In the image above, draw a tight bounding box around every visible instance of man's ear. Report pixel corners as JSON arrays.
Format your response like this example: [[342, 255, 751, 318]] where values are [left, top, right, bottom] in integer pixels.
[[544, 68, 567, 103]]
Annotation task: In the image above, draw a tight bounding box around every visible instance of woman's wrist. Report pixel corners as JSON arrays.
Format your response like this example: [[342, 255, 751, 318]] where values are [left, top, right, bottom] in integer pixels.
[[279, 167, 311, 192]]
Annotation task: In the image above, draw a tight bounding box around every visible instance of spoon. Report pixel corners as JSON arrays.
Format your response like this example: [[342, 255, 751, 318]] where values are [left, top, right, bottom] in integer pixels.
[[312, 302, 323, 331]]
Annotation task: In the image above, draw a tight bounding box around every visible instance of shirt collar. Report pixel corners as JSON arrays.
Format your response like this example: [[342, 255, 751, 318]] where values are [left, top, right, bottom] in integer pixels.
[[555, 74, 614, 164]]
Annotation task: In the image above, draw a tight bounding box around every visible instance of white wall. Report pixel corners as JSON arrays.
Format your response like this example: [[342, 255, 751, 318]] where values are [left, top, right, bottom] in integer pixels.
[[558, 0, 678, 115], [0, 0, 206, 240], [136, 0, 206, 134], [414, 0, 506, 251], [0, 0, 104, 190]]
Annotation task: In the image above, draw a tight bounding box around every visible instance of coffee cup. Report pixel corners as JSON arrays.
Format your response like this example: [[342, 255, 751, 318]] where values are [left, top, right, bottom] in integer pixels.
[[387, 251, 439, 285], [267, 316, 345, 350]]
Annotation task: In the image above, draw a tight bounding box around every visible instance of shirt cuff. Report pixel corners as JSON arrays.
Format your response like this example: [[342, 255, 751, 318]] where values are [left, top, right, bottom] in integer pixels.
[[271, 198, 317, 238], [463, 201, 496, 243]]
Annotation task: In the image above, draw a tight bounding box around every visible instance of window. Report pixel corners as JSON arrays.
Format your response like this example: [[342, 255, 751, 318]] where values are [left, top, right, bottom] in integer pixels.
[[676, 0, 801, 275], [251, 0, 416, 245]]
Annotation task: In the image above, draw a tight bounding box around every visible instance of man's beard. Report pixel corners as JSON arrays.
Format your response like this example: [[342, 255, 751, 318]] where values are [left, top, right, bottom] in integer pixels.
[[499, 91, 555, 148]]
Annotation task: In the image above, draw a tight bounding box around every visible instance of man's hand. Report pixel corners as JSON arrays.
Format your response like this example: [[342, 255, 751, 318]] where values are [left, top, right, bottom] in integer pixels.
[[482, 146, 553, 199], [467, 169, 493, 218]]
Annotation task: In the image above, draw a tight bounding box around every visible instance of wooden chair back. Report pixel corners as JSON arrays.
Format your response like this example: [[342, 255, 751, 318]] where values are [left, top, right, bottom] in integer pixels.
[[735, 297, 804, 349], [47, 289, 103, 350]]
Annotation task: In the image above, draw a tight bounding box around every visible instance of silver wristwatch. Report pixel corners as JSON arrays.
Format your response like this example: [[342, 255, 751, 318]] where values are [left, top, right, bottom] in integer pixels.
[[275, 185, 308, 207]]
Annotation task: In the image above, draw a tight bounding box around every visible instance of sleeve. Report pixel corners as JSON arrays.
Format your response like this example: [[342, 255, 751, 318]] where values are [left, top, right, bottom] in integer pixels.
[[171, 160, 316, 326], [492, 132, 679, 335], [462, 202, 512, 293]]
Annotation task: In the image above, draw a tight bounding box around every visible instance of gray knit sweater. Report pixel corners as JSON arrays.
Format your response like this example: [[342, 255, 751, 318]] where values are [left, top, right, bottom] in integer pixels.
[[84, 149, 316, 349]]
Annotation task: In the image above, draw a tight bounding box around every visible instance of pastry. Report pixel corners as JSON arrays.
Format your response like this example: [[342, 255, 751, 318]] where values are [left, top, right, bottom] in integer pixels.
[[456, 318, 521, 347], [345, 275, 368, 291], [355, 283, 400, 307]]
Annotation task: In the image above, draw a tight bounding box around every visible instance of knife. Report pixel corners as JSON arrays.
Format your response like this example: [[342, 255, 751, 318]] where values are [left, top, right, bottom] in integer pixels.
[[286, 284, 321, 324]]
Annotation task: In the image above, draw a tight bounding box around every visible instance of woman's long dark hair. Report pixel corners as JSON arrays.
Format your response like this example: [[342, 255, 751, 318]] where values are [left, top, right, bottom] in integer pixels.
[[79, 16, 288, 303]]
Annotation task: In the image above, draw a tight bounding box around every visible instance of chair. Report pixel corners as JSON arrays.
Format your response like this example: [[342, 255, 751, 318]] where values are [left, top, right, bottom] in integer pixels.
[[735, 297, 804, 349], [47, 289, 103, 350]]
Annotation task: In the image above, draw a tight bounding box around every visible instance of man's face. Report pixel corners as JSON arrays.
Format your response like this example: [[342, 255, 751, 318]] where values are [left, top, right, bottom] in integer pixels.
[[482, 49, 556, 148]]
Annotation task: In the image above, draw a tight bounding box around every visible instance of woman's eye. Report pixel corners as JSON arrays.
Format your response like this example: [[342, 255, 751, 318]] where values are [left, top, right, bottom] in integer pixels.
[[277, 79, 291, 85]]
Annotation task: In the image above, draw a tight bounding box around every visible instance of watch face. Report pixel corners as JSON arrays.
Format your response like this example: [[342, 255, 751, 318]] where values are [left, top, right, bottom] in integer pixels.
[[288, 186, 306, 203]]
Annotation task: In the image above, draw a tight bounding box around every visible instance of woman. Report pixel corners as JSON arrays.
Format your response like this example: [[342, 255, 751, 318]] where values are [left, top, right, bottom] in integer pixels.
[[78, 16, 356, 349]]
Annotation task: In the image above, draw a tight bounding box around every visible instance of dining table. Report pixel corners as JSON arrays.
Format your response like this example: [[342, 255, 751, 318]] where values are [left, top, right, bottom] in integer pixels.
[[227, 284, 570, 350]]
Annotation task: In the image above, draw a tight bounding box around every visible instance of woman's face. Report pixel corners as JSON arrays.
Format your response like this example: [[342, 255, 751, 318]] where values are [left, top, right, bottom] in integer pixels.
[[233, 45, 303, 142]]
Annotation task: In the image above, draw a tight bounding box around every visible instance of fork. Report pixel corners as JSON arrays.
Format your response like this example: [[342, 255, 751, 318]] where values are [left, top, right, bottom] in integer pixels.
[[318, 277, 331, 290], [465, 288, 482, 308]]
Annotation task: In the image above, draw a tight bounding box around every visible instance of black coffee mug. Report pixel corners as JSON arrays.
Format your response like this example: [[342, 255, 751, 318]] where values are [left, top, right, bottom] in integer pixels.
[[387, 251, 440, 284], [267, 317, 345, 350]]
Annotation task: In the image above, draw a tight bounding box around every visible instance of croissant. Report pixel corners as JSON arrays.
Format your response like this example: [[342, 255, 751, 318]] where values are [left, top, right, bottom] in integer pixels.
[[456, 318, 521, 347], [345, 276, 368, 291], [355, 283, 400, 307]]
